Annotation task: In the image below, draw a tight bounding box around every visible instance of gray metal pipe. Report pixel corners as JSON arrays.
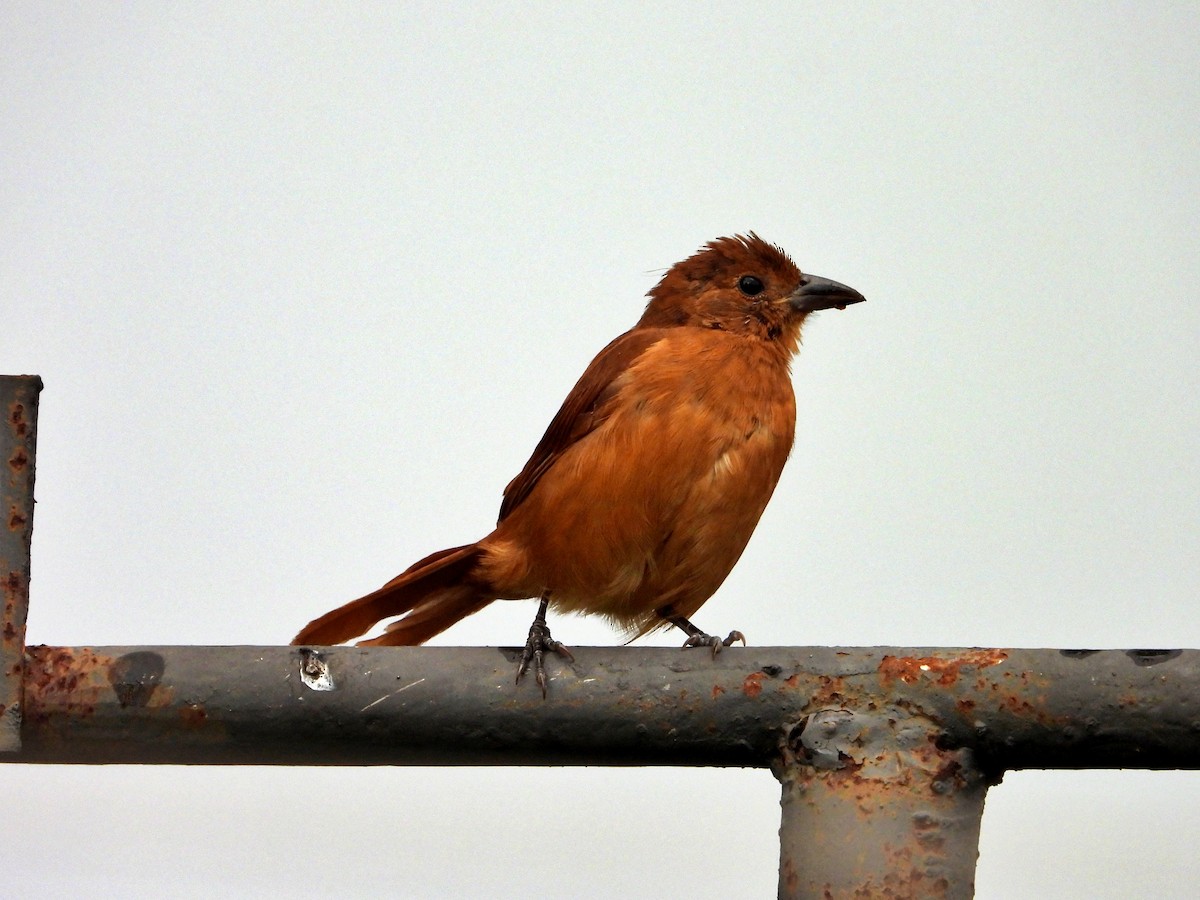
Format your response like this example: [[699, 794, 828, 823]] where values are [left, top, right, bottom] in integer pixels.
[[16, 644, 1200, 770], [0, 375, 41, 753]]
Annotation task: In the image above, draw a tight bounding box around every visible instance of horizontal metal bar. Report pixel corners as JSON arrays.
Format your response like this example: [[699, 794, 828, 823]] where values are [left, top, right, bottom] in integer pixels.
[[15, 644, 1200, 769]]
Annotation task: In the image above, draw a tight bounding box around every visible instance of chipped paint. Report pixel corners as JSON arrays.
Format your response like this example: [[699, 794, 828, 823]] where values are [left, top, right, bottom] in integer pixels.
[[742, 671, 765, 697], [879, 650, 1009, 687]]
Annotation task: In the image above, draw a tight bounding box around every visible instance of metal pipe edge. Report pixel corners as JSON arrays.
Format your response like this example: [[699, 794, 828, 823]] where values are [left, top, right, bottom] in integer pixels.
[[1, 375, 42, 754]]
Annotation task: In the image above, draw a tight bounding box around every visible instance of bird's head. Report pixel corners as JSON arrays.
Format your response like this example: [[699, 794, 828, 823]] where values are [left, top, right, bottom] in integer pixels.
[[638, 233, 865, 354]]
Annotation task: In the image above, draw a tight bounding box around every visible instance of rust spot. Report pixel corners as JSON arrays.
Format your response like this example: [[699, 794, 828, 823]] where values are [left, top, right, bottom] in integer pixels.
[[23, 646, 178, 727], [1000, 693, 1038, 718], [780, 857, 798, 894], [23, 646, 116, 722], [879, 649, 1009, 687], [8, 403, 27, 437], [811, 674, 847, 706], [844, 868, 950, 899], [711, 683, 725, 700], [742, 672, 764, 697], [821, 756, 865, 785], [8, 449, 28, 472], [956, 698, 976, 715], [917, 831, 946, 850], [784, 673, 801, 688], [9, 507, 27, 530], [931, 759, 963, 790], [180, 703, 208, 727]]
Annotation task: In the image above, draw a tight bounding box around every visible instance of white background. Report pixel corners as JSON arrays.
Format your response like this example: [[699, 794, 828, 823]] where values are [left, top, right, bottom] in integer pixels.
[[4, 3, 1198, 897]]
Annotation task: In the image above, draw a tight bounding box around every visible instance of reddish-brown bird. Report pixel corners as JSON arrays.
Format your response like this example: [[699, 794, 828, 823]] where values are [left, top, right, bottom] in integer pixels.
[[293, 234, 864, 694]]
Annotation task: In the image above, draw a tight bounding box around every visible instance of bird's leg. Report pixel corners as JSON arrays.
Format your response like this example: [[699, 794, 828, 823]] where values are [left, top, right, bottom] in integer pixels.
[[515, 593, 575, 698], [662, 610, 746, 659]]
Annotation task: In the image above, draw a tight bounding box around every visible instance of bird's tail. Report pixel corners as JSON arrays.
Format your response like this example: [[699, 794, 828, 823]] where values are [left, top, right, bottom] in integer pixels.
[[291, 543, 492, 647]]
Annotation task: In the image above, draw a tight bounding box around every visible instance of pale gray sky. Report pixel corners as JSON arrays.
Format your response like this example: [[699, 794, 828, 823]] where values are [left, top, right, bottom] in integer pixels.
[[3, 3, 1198, 897]]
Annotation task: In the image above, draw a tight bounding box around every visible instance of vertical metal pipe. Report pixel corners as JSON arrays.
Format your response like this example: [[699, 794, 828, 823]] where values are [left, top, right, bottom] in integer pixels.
[[776, 708, 991, 899], [1, 375, 42, 753]]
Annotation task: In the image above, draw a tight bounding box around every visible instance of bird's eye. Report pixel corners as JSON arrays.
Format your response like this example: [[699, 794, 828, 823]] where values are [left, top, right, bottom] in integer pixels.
[[738, 275, 765, 297]]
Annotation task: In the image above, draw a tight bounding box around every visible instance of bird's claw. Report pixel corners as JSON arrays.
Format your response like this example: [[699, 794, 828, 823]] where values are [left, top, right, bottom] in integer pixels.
[[682, 629, 746, 658], [516, 619, 574, 698]]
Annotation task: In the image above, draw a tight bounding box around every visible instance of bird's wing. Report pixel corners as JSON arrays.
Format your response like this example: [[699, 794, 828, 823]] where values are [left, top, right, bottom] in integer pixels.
[[498, 327, 666, 522]]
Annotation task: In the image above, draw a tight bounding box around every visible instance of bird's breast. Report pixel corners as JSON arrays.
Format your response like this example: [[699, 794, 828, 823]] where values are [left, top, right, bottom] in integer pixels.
[[482, 331, 798, 619]]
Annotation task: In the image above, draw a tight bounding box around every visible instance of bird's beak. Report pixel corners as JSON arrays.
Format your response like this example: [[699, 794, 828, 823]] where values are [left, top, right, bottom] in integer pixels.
[[788, 274, 866, 313]]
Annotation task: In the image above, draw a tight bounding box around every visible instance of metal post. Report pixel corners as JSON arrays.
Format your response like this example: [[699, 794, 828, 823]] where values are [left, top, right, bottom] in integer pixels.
[[0, 375, 42, 753], [776, 707, 991, 899]]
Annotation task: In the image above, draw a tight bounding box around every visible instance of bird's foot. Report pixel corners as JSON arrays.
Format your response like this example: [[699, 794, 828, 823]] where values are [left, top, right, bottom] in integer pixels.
[[516, 616, 575, 699], [682, 629, 746, 659]]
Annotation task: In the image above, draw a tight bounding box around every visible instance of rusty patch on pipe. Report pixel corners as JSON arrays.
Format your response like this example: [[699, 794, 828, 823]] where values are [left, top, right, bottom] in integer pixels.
[[180, 703, 208, 728], [742, 672, 764, 697], [780, 856, 798, 895], [24, 646, 176, 722], [2, 586, 20, 651], [8, 448, 28, 473], [24, 646, 117, 721], [4, 572, 20, 602], [7, 401, 29, 438], [879, 650, 1009, 687], [849, 870, 952, 898], [810, 674, 848, 706]]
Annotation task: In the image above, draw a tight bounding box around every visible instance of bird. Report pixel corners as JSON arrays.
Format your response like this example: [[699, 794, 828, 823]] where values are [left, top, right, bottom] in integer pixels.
[[292, 234, 864, 695]]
